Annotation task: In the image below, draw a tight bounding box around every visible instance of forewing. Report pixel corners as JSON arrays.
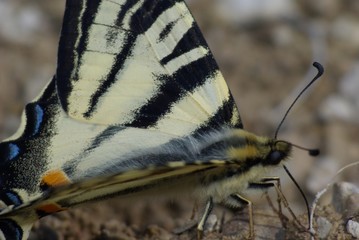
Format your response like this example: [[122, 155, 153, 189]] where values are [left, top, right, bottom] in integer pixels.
[[56, 0, 242, 135]]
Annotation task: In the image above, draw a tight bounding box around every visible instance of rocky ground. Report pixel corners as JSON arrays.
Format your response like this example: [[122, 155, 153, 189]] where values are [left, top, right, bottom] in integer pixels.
[[1, 0, 359, 239]]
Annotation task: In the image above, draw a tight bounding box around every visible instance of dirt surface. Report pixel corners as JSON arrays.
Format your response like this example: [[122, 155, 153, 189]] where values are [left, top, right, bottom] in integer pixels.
[[1, 0, 359, 239]]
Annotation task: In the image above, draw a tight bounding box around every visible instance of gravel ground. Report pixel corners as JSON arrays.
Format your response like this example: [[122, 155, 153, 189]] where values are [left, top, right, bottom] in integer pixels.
[[1, 0, 359, 239]]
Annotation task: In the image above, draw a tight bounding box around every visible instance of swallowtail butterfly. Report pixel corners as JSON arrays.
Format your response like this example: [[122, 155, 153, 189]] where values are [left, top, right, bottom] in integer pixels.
[[0, 0, 311, 239]]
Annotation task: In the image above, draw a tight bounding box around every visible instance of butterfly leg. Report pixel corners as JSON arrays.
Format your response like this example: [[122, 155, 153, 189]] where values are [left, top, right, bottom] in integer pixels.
[[248, 178, 276, 189], [249, 177, 306, 231], [197, 197, 213, 240], [255, 177, 287, 220], [259, 177, 294, 216], [230, 194, 254, 239], [249, 177, 289, 227], [249, 178, 282, 216]]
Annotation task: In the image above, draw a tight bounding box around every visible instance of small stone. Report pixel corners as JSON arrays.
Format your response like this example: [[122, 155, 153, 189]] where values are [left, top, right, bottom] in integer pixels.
[[347, 220, 359, 238], [214, 0, 298, 24], [332, 182, 359, 217], [346, 195, 359, 216], [316, 217, 332, 239], [320, 62, 359, 123], [205, 214, 218, 232], [0, 2, 48, 44], [320, 95, 356, 122]]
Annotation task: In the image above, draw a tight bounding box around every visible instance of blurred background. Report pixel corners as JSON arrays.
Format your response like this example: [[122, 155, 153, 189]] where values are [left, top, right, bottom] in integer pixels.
[[0, 0, 359, 239]]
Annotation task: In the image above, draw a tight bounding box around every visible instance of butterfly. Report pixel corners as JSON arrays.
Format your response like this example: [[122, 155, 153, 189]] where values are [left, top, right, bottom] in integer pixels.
[[0, 0, 308, 239]]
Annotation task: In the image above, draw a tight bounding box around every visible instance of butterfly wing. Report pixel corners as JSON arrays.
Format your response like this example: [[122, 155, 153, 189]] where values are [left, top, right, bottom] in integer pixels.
[[0, 0, 243, 239], [56, 0, 242, 134], [0, 158, 229, 240], [2, 161, 223, 218]]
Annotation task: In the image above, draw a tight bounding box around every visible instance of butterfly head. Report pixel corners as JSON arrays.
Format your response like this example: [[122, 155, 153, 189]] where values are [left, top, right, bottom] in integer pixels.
[[225, 128, 319, 166], [264, 139, 292, 166], [225, 129, 292, 168]]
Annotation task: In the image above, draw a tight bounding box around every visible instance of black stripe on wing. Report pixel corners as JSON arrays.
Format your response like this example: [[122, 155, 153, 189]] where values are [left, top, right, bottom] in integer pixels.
[[0, 219, 23, 240], [61, 95, 241, 177], [57, 0, 101, 113], [128, 54, 218, 128], [56, 0, 231, 128], [160, 23, 206, 65], [193, 94, 243, 137], [57, 0, 184, 120], [82, 32, 136, 119], [84, 0, 196, 120]]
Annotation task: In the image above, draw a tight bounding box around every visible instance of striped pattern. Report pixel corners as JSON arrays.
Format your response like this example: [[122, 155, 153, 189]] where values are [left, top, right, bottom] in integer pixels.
[[0, 1, 246, 239], [56, 0, 242, 133]]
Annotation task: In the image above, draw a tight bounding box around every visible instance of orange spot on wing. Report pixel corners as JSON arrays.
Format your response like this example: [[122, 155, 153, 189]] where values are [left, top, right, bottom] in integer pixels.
[[36, 203, 66, 214], [41, 170, 71, 187]]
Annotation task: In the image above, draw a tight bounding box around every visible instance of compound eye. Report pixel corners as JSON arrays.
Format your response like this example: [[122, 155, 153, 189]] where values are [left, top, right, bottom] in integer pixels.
[[268, 151, 285, 165]]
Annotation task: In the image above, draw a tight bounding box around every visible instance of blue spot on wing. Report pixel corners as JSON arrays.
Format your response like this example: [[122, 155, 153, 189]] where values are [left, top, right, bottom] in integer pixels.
[[0, 219, 23, 240], [33, 104, 44, 136], [5, 191, 22, 207], [8, 144, 19, 161], [24, 103, 44, 137]]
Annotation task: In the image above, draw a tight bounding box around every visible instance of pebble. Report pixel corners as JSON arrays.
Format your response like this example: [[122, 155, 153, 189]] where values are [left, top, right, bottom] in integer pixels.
[[214, 0, 298, 24], [316, 217, 332, 239], [0, 2, 48, 44], [332, 182, 359, 217], [205, 214, 218, 232], [320, 62, 359, 123], [347, 220, 359, 238]]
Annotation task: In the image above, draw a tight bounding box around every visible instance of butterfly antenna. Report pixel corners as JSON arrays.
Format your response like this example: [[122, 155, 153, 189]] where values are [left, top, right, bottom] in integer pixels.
[[283, 164, 312, 231], [281, 141, 318, 227], [274, 62, 324, 139], [274, 62, 323, 232]]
